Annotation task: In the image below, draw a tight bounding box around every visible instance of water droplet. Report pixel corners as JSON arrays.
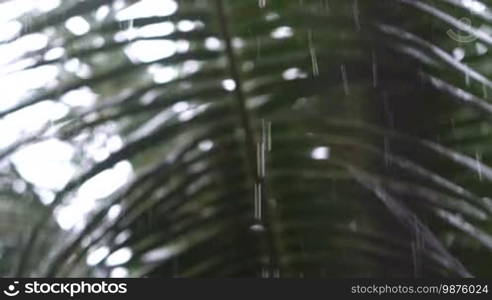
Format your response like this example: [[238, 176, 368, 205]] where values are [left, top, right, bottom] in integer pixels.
[[308, 30, 319, 77], [340, 64, 349, 95], [352, 0, 360, 31], [254, 183, 262, 220], [475, 151, 483, 181], [372, 51, 378, 87]]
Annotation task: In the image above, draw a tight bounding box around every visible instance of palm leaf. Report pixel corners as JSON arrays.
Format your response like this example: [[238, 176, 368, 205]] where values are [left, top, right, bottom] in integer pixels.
[[0, 0, 491, 277]]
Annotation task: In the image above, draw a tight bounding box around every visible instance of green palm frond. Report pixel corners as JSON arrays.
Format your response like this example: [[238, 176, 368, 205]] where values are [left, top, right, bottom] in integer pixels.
[[0, 0, 491, 277]]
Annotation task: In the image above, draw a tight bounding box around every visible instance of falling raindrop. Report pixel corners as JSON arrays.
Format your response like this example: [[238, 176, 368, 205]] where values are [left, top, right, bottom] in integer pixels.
[[259, 0, 266, 8], [257, 142, 265, 178], [308, 30, 319, 77], [372, 51, 378, 87], [254, 182, 262, 220], [475, 151, 483, 181], [340, 64, 349, 95], [411, 217, 422, 277], [251, 120, 272, 231], [352, 0, 360, 31], [384, 137, 390, 167], [262, 119, 272, 152]]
